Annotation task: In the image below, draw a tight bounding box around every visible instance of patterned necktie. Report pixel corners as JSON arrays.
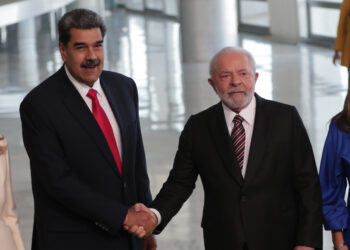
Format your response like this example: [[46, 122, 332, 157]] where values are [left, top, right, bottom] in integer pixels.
[[87, 89, 123, 176], [231, 115, 245, 170]]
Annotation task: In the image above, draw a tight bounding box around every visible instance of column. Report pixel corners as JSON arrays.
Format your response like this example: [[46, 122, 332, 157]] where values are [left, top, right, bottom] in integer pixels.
[[18, 18, 39, 87], [180, 0, 237, 63], [267, 0, 299, 43]]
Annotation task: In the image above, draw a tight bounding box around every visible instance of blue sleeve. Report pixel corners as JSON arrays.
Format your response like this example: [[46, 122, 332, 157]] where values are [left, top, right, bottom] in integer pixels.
[[319, 121, 348, 230]]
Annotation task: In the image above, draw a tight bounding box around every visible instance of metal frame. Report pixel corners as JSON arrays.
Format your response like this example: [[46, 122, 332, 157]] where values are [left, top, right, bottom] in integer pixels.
[[238, 23, 269, 35]]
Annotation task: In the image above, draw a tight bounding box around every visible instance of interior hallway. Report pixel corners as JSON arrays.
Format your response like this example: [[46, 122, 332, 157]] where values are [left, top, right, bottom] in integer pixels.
[[0, 6, 345, 250]]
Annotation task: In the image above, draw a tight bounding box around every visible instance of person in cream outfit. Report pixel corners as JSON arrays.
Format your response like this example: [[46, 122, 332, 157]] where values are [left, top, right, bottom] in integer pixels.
[[0, 134, 25, 250]]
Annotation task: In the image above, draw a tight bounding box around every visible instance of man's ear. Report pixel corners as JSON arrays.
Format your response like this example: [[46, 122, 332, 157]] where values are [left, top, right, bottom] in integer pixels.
[[208, 78, 217, 93], [59, 42, 67, 62]]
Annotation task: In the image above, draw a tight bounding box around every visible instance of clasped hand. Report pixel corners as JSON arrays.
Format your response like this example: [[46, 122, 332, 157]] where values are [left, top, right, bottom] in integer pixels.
[[124, 203, 157, 238]]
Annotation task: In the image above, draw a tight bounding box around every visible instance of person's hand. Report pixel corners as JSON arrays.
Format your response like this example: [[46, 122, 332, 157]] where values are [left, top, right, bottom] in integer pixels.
[[293, 246, 314, 250], [143, 234, 157, 250], [333, 51, 340, 65], [0, 135, 7, 153], [123, 203, 157, 238], [332, 244, 349, 250], [332, 229, 348, 250]]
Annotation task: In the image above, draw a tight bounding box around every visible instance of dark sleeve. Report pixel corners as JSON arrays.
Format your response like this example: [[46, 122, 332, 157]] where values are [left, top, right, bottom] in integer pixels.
[[291, 107, 323, 249], [20, 98, 128, 236], [319, 122, 348, 230], [151, 116, 199, 233], [131, 79, 152, 206]]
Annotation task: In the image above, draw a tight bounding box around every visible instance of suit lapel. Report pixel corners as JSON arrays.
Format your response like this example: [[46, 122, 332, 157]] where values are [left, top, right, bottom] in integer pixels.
[[209, 103, 244, 186], [244, 94, 268, 184], [58, 67, 121, 177]]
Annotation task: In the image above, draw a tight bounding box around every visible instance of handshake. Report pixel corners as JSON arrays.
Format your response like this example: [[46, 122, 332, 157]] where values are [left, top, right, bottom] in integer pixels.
[[123, 203, 157, 238]]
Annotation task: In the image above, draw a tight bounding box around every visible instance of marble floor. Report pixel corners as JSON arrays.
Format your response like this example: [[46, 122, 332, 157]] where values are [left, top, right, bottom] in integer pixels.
[[0, 7, 346, 250]]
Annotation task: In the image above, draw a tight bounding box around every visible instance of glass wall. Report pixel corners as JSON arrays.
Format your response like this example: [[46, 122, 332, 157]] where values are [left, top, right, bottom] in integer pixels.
[[145, 0, 163, 11], [306, 0, 341, 46], [237, 0, 270, 34], [105, 0, 178, 17], [237, 0, 342, 46], [109, 0, 343, 47]]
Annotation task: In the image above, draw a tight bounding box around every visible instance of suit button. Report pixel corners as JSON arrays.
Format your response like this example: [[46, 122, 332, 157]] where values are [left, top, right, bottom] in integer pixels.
[[123, 182, 127, 188], [241, 196, 247, 202]]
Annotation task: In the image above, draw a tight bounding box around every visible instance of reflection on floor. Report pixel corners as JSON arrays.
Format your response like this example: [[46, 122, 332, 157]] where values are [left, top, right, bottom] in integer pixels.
[[0, 7, 344, 250]]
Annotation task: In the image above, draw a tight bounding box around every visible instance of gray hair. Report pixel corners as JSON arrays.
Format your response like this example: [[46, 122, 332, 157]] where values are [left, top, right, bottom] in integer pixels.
[[209, 47, 256, 77], [58, 9, 106, 46]]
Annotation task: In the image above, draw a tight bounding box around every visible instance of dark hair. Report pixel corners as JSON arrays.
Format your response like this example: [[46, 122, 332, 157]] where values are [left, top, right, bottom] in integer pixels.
[[58, 9, 106, 46], [333, 74, 350, 132], [334, 88, 350, 132]]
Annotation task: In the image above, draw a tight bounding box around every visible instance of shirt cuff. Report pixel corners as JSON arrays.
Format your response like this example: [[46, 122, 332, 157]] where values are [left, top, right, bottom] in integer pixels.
[[150, 208, 161, 226]]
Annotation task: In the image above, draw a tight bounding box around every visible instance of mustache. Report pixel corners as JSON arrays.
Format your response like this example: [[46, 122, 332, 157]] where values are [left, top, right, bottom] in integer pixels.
[[81, 59, 100, 68]]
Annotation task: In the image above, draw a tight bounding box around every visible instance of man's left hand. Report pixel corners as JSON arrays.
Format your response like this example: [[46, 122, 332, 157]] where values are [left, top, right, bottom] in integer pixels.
[[144, 235, 157, 250]]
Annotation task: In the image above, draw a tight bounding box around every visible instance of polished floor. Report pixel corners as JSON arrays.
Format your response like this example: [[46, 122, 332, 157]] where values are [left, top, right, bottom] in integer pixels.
[[0, 7, 345, 250]]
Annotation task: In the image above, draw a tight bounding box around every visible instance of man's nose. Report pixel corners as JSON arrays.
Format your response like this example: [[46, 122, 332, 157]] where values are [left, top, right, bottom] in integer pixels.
[[86, 47, 97, 60], [230, 74, 242, 86]]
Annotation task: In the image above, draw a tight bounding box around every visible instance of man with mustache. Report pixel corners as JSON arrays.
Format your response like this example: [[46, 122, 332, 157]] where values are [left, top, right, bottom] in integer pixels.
[[20, 9, 156, 250], [128, 47, 323, 250]]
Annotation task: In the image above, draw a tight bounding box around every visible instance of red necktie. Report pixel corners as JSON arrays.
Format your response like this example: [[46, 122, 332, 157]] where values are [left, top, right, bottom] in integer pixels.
[[231, 114, 245, 170], [87, 89, 123, 175]]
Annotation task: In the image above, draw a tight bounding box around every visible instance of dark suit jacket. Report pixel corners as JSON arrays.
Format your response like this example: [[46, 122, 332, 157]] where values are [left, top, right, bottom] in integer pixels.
[[151, 94, 323, 250], [20, 66, 151, 250]]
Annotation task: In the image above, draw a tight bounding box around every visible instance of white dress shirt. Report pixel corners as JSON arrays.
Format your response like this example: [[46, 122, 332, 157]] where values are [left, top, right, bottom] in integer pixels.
[[64, 65, 123, 160], [222, 96, 256, 178]]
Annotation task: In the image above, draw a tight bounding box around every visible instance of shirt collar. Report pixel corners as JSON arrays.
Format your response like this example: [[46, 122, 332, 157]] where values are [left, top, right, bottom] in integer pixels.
[[64, 65, 102, 97], [222, 95, 256, 126]]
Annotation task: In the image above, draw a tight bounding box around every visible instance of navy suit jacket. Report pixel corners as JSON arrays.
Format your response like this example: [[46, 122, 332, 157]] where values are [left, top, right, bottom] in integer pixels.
[[151, 94, 323, 250], [20, 66, 151, 250]]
